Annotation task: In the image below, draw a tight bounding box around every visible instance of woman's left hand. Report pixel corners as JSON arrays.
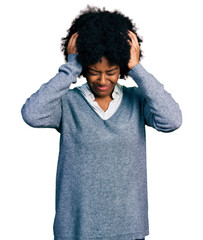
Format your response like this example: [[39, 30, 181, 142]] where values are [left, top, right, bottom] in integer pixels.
[[127, 30, 140, 70]]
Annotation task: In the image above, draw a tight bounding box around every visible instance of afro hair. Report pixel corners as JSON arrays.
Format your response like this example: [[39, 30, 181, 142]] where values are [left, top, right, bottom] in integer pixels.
[[61, 5, 144, 79]]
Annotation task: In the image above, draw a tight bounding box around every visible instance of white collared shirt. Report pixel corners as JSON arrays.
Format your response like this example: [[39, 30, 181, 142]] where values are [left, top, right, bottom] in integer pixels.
[[76, 82, 123, 120]]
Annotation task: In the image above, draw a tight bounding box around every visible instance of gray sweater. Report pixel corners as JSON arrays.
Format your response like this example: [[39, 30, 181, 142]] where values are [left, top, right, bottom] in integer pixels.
[[21, 55, 182, 240]]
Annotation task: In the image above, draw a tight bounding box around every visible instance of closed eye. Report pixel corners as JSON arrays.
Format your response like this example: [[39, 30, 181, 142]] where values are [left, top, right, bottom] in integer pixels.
[[88, 72, 99, 76], [88, 72, 116, 76], [87, 67, 118, 76], [107, 72, 116, 76]]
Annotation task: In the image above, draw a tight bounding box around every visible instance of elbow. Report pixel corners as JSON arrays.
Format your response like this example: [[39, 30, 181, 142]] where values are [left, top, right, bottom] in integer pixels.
[[168, 107, 183, 132], [21, 104, 39, 128], [21, 104, 60, 130], [166, 116, 182, 132], [174, 112, 182, 130], [156, 109, 183, 133]]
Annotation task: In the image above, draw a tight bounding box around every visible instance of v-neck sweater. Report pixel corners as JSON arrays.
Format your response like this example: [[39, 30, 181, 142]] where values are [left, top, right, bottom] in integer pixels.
[[21, 55, 182, 240]]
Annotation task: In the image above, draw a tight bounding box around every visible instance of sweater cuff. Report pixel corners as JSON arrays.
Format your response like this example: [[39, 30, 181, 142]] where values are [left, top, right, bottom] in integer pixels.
[[59, 55, 82, 83], [128, 63, 148, 84], [67, 54, 78, 62], [128, 63, 158, 89]]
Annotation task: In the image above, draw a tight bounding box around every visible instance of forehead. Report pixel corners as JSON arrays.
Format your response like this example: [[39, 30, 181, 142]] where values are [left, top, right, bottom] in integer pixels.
[[88, 56, 119, 70]]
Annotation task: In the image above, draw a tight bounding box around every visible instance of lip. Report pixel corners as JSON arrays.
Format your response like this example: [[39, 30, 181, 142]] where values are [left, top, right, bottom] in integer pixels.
[[96, 84, 111, 91]]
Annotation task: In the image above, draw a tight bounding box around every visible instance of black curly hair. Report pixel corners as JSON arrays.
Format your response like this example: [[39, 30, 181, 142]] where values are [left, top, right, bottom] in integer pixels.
[[61, 5, 143, 79]]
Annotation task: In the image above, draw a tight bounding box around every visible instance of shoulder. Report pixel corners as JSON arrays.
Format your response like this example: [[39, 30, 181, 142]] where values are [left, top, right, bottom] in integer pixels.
[[122, 85, 142, 99], [122, 85, 144, 110], [61, 87, 82, 103]]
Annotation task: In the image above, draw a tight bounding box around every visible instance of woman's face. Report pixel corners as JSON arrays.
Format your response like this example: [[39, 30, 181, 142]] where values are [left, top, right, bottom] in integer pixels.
[[85, 57, 120, 100]]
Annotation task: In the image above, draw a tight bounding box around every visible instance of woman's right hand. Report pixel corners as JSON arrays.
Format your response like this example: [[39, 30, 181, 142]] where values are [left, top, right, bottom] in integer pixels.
[[67, 32, 79, 55]]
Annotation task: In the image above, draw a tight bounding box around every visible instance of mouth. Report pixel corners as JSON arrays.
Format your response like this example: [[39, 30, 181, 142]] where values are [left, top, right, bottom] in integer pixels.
[[95, 84, 111, 91]]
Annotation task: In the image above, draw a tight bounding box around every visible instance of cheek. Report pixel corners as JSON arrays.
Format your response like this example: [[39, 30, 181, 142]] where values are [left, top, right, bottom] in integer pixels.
[[86, 76, 97, 84], [112, 73, 120, 82]]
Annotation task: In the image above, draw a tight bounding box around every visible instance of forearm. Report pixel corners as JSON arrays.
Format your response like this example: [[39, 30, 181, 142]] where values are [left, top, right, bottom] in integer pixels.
[[129, 63, 182, 132], [21, 54, 82, 130]]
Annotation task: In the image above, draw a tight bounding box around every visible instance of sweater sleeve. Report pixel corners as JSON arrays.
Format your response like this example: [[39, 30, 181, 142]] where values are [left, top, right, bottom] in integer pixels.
[[128, 63, 182, 132], [21, 54, 82, 132]]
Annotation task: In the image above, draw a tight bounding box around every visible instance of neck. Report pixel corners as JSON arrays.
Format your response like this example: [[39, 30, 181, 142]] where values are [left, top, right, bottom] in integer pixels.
[[94, 94, 113, 101]]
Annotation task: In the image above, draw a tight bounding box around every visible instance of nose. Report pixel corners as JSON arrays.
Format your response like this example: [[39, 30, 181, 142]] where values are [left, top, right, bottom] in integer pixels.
[[97, 73, 108, 86]]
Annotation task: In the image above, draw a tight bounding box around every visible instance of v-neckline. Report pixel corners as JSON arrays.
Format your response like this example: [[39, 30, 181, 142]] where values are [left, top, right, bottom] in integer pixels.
[[74, 86, 126, 122]]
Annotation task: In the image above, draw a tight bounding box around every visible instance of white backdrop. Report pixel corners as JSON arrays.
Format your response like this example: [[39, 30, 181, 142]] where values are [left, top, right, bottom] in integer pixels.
[[0, 0, 202, 239]]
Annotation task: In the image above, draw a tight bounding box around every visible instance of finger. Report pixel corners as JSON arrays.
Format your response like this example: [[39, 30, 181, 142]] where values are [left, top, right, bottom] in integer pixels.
[[72, 32, 79, 44], [72, 33, 79, 47], [68, 32, 78, 49], [73, 32, 78, 38], [73, 32, 79, 41], [127, 30, 135, 44], [128, 30, 139, 46], [127, 31, 133, 45], [68, 35, 74, 48], [127, 39, 132, 46], [72, 32, 78, 38], [131, 32, 139, 45]]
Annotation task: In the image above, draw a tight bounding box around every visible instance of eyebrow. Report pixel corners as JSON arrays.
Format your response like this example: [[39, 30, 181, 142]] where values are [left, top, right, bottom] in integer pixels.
[[87, 67, 118, 73]]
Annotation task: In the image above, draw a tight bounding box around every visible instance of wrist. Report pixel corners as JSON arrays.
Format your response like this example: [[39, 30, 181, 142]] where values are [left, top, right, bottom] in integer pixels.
[[67, 53, 77, 62], [128, 61, 139, 70]]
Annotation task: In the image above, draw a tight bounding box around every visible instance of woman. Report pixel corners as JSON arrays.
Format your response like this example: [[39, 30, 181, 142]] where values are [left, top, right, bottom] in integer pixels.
[[21, 6, 182, 240]]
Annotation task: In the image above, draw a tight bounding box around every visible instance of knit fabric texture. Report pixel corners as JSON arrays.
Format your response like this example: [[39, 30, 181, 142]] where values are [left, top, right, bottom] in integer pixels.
[[21, 55, 182, 240]]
